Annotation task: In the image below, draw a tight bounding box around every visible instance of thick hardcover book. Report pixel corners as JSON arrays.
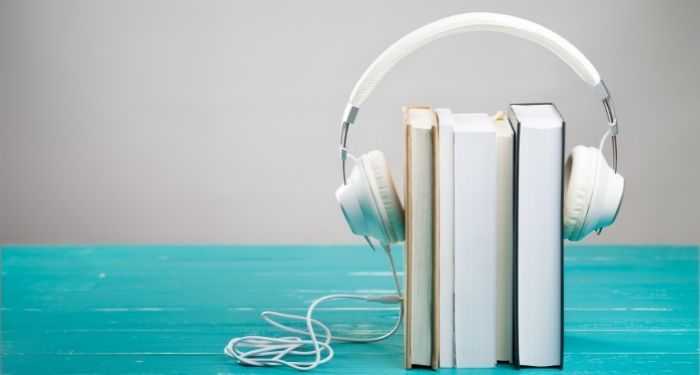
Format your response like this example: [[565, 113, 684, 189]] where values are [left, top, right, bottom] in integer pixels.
[[403, 105, 438, 370], [453, 113, 497, 368], [509, 103, 564, 369]]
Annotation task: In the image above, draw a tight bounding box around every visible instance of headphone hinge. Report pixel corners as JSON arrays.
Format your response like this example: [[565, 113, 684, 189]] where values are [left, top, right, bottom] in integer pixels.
[[342, 103, 359, 124], [593, 80, 610, 100], [339, 122, 350, 160]]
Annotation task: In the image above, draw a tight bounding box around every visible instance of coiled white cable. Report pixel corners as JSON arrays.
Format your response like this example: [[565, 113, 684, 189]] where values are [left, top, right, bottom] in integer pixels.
[[224, 244, 403, 371]]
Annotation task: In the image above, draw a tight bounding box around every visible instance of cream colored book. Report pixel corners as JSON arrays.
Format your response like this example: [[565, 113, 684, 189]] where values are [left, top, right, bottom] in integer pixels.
[[403, 105, 438, 369]]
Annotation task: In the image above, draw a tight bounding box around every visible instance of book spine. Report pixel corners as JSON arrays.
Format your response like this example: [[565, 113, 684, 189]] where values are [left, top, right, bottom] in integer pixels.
[[509, 103, 563, 368], [403, 107, 436, 368]]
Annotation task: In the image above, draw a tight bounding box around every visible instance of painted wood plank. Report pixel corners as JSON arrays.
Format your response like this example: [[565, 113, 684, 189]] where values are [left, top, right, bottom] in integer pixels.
[[3, 354, 699, 375], [1, 245, 698, 374]]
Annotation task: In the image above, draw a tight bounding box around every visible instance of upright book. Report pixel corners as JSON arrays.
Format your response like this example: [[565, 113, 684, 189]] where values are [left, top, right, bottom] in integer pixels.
[[494, 114, 514, 363], [435, 108, 456, 368], [403, 105, 438, 369], [453, 113, 497, 368], [509, 103, 564, 369]]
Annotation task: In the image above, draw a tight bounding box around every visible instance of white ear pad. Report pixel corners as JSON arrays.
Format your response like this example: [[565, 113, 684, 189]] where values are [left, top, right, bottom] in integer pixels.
[[563, 146, 596, 240], [335, 169, 370, 238], [360, 151, 405, 244], [336, 161, 382, 241], [563, 146, 624, 241], [335, 151, 405, 245]]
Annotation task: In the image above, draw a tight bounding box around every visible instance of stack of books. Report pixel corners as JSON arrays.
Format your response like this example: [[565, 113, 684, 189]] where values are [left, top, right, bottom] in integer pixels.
[[403, 104, 564, 370]]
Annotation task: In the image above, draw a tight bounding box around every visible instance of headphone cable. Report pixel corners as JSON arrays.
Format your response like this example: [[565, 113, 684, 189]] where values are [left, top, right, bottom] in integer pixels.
[[224, 244, 403, 371]]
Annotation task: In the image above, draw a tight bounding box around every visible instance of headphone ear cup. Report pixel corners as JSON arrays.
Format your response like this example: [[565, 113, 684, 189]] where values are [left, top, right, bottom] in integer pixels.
[[563, 146, 597, 241], [335, 151, 405, 245], [336, 164, 371, 239], [563, 146, 625, 241], [360, 151, 405, 244]]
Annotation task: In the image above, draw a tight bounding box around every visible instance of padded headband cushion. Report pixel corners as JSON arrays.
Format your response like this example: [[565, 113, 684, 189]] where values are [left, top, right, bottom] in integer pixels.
[[563, 146, 598, 240], [361, 151, 405, 243], [348, 13, 601, 107]]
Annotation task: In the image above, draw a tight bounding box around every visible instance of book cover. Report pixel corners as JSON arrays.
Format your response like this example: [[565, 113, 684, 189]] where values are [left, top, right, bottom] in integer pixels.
[[403, 105, 438, 369], [509, 103, 564, 369]]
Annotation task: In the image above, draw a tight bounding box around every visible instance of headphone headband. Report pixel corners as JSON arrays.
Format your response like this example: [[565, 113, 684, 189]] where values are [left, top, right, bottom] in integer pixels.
[[339, 13, 618, 181], [349, 13, 602, 108]]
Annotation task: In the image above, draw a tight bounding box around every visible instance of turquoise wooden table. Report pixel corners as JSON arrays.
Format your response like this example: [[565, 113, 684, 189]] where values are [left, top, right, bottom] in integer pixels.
[[1, 245, 697, 374]]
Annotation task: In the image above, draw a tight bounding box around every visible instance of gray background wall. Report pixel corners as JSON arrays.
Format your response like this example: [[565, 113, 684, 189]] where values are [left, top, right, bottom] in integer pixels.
[[1, 0, 698, 245]]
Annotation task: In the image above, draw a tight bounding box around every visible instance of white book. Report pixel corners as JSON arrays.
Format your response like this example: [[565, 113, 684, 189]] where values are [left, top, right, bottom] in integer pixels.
[[494, 117, 514, 362], [509, 103, 563, 368], [403, 106, 437, 369], [435, 108, 455, 368], [453, 113, 497, 368]]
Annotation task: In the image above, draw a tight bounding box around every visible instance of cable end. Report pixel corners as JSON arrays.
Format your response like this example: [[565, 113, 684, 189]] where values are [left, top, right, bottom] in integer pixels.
[[366, 295, 401, 304]]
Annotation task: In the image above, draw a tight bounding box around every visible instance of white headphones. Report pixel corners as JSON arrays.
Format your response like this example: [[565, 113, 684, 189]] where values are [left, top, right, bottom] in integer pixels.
[[225, 13, 624, 371], [336, 12, 624, 246]]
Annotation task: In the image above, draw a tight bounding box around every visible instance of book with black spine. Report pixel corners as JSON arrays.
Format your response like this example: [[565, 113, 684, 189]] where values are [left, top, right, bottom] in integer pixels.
[[509, 103, 564, 369]]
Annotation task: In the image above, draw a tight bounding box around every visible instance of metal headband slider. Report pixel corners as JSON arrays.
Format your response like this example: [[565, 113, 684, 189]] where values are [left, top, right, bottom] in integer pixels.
[[593, 80, 611, 101], [595, 80, 619, 136], [342, 104, 359, 125], [608, 118, 619, 136], [339, 122, 350, 160]]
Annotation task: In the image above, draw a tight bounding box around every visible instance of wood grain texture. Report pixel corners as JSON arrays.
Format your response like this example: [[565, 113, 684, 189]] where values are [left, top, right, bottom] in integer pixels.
[[1, 245, 697, 374]]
